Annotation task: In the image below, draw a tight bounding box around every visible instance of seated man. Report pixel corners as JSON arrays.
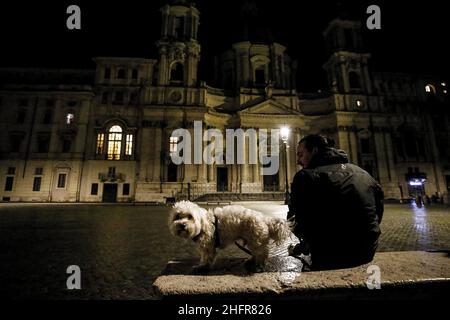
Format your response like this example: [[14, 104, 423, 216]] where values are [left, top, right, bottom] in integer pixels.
[[288, 134, 384, 270]]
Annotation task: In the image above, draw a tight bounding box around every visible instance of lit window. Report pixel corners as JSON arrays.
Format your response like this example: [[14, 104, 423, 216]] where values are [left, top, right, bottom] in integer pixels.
[[66, 113, 75, 124], [96, 133, 105, 155], [425, 85, 431, 92], [170, 137, 178, 153], [107, 125, 122, 160], [125, 134, 133, 156]]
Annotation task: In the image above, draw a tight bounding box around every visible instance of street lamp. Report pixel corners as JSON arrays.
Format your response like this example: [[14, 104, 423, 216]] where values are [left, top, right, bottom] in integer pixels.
[[280, 126, 290, 205]]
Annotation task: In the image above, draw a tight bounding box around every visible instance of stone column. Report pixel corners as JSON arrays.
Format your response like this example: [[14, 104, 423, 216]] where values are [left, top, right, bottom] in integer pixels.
[[287, 137, 294, 184], [199, 139, 207, 183], [363, 63, 373, 94], [279, 54, 286, 88], [194, 17, 198, 39], [349, 129, 358, 166], [241, 139, 249, 183], [158, 49, 167, 86], [139, 126, 153, 182], [235, 54, 241, 88], [383, 132, 397, 182], [373, 130, 388, 182], [200, 163, 207, 183], [208, 163, 214, 183], [242, 53, 250, 87], [153, 127, 163, 182], [270, 46, 277, 85], [337, 127, 350, 160], [231, 164, 238, 192], [161, 7, 169, 37]]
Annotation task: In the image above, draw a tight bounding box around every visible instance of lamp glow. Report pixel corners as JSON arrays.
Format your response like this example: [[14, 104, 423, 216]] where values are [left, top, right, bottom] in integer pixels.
[[280, 127, 290, 142]]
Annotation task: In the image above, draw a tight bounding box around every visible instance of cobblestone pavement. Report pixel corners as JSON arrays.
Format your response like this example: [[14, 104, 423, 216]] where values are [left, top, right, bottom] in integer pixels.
[[0, 202, 448, 299]]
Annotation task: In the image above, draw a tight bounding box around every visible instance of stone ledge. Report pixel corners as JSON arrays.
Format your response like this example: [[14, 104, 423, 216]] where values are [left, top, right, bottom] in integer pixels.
[[153, 251, 450, 299]]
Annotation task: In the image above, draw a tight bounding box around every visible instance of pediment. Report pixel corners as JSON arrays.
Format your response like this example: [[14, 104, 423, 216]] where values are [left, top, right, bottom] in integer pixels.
[[239, 99, 300, 115]]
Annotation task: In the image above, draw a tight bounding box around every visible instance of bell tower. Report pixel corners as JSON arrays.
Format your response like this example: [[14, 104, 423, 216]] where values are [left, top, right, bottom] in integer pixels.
[[156, 0, 201, 87], [322, 18, 372, 95]]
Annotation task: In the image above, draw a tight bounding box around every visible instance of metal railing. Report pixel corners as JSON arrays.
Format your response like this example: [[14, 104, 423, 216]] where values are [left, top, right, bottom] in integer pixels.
[[176, 182, 285, 201]]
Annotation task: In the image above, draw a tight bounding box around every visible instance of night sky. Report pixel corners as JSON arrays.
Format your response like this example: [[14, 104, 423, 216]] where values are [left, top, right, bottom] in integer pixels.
[[0, 0, 448, 91]]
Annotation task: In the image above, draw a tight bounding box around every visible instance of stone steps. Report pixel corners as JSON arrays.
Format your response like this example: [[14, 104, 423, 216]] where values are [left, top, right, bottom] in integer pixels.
[[194, 192, 286, 202]]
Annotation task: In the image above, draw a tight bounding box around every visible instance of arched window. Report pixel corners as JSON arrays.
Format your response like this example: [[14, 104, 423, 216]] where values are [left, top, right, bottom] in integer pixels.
[[170, 63, 184, 84], [107, 125, 122, 160], [349, 72, 361, 89], [174, 17, 185, 39], [254, 65, 266, 86]]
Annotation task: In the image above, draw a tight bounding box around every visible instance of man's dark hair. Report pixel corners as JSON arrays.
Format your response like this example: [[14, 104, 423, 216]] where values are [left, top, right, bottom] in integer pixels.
[[299, 134, 330, 152]]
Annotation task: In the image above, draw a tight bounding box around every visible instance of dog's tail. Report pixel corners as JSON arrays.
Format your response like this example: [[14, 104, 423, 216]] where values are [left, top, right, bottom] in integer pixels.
[[267, 218, 291, 245]]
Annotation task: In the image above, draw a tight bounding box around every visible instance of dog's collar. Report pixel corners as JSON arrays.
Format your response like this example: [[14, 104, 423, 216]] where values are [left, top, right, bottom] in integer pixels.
[[191, 215, 221, 248], [192, 233, 202, 243]]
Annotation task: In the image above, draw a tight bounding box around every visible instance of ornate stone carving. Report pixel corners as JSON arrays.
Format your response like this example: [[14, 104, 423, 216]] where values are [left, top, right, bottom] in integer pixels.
[[169, 47, 186, 62]]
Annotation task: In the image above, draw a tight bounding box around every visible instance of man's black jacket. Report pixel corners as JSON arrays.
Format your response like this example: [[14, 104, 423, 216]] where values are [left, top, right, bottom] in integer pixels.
[[288, 148, 384, 269]]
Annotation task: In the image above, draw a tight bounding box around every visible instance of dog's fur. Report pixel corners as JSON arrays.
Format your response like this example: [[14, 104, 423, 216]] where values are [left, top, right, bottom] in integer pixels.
[[168, 200, 291, 272]]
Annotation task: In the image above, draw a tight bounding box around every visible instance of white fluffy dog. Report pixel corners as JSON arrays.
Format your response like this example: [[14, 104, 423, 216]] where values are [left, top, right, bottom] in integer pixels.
[[168, 200, 291, 272]]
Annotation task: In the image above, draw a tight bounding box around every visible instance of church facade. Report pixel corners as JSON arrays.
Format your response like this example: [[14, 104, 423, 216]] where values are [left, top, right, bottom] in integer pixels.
[[1, 1, 449, 203]]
